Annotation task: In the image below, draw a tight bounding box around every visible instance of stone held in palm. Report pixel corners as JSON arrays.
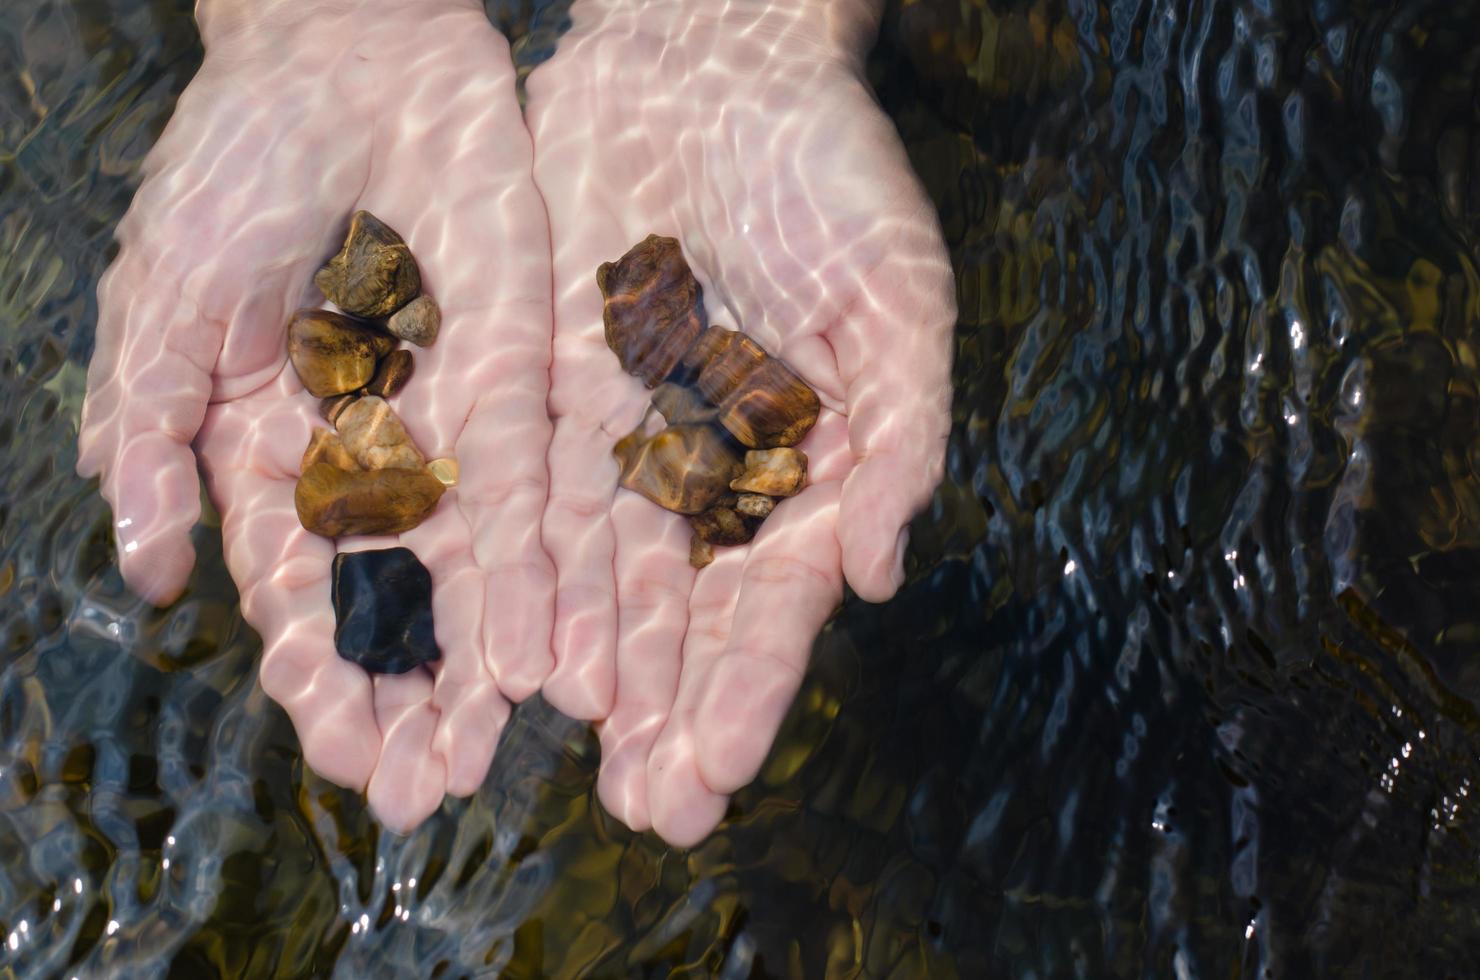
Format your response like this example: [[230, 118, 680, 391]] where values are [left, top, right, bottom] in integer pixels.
[[336, 396, 426, 471], [315, 210, 422, 319], [689, 534, 716, 570], [302, 428, 360, 473], [332, 548, 441, 674], [735, 492, 775, 519], [614, 422, 742, 515], [295, 462, 445, 538], [320, 392, 358, 426], [674, 325, 820, 448], [651, 381, 718, 425], [366, 348, 415, 398], [387, 295, 441, 347], [731, 447, 807, 497], [598, 234, 708, 386], [287, 309, 396, 397], [690, 503, 755, 546]]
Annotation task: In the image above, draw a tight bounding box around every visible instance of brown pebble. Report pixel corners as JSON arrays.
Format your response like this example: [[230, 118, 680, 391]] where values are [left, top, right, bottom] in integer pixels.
[[366, 349, 415, 398], [294, 462, 445, 537], [387, 295, 441, 347], [597, 235, 708, 386], [689, 534, 715, 569], [614, 423, 742, 515], [336, 396, 426, 471], [287, 309, 395, 398], [314, 210, 422, 318], [302, 428, 360, 473], [730, 447, 807, 497], [650, 382, 718, 425], [427, 458, 459, 487], [690, 505, 755, 546], [320, 393, 358, 426], [735, 493, 774, 519]]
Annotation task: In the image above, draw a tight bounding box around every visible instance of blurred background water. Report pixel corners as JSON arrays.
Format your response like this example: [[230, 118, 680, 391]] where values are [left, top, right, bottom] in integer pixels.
[[3, 0, 1480, 976]]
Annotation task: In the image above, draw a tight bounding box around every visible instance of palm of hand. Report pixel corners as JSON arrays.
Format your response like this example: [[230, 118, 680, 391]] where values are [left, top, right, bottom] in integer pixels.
[[526, 2, 955, 844], [77, 0, 553, 830]]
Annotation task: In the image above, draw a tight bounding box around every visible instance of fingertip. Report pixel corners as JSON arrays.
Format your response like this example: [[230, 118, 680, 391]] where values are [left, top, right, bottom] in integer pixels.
[[594, 720, 658, 832], [693, 652, 804, 794], [647, 732, 729, 848], [368, 673, 447, 833], [840, 523, 909, 603], [118, 532, 196, 607]]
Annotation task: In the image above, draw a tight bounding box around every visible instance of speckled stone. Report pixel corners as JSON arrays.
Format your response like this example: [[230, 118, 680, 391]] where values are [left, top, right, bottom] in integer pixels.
[[387, 295, 441, 347], [301, 428, 359, 472], [735, 492, 775, 519], [314, 210, 422, 319], [331, 548, 440, 674], [690, 504, 755, 546], [730, 447, 807, 497], [336, 396, 426, 471]]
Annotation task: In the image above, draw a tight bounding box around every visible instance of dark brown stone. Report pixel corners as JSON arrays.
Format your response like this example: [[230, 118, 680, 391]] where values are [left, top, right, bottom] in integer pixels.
[[613, 423, 742, 515], [320, 393, 358, 426], [366, 349, 415, 399], [650, 382, 718, 425], [314, 210, 422, 318], [597, 235, 708, 386], [689, 534, 715, 569], [287, 309, 396, 398], [689, 505, 755, 546], [295, 462, 445, 538]]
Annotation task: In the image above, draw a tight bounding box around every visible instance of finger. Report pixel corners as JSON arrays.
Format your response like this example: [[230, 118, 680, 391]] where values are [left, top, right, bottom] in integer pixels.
[[351, 14, 558, 704], [643, 549, 746, 846], [366, 670, 448, 833], [593, 495, 694, 831], [693, 484, 844, 795]]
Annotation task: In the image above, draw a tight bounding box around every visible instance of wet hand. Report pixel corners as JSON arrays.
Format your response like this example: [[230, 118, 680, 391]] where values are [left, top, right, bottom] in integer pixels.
[[76, 0, 553, 830], [526, 0, 955, 845]]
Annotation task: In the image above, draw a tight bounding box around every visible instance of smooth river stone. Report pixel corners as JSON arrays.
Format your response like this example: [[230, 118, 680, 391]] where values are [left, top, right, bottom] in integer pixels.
[[315, 210, 422, 319], [387, 295, 441, 347], [302, 428, 360, 472], [320, 393, 358, 426], [365, 348, 415, 398], [597, 234, 708, 387], [614, 423, 742, 515], [730, 447, 807, 497], [295, 462, 445, 537], [331, 548, 440, 674], [675, 326, 820, 448], [650, 381, 718, 426], [287, 309, 396, 397], [336, 396, 426, 471], [689, 504, 755, 546]]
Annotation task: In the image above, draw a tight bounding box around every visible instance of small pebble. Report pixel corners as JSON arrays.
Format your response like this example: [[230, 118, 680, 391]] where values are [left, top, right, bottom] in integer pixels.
[[427, 457, 459, 487], [332, 548, 440, 674], [302, 428, 359, 472], [287, 309, 395, 397], [615, 423, 741, 515], [690, 505, 754, 546], [336, 396, 426, 471], [387, 295, 441, 347], [735, 493, 774, 519], [650, 382, 718, 425], [320, 393, 358, 426], [366, 349, 415, 398], [731, 447, 807, 497], [295, 462, 445, 537], [315, 210, 422, 319], [689, 534, 715, 570]]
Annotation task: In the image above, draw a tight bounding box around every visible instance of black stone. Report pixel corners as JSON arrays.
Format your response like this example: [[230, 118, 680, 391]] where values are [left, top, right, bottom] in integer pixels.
[[331, 548, 440, 674]]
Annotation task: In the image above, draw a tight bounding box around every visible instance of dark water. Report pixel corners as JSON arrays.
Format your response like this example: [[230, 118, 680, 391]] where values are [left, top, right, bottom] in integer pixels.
[[4, 0, 1480, 976]]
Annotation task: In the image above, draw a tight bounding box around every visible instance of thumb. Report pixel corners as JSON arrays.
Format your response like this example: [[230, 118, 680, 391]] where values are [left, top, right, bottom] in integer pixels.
[[78, 250, 222, 605]]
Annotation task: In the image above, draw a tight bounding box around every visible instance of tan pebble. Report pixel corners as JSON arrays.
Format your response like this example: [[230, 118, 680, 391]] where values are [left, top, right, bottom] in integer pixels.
[[294, 462, 445, 537], [427, 458, 459, 487], [650, 381, 718, 425], [302, 428, 360, 473], [387, 295, 441, 347], [366, 349, 415, 398], [336, 395, 426, 471], [287, 309, 395, 397], [689, 505, 754, 546], [320, 393, 358, 426], [613, 423, 742, 515], [314, 210, 421, 318], [735, 493, 774, 519], [730, 447, 807, 497], [689, 534, 715, 570]]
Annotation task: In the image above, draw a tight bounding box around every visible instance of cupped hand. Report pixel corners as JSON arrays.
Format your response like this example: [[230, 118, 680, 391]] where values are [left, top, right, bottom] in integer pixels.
[[526, 0, 955, 845], [76, 0, 554, 830]]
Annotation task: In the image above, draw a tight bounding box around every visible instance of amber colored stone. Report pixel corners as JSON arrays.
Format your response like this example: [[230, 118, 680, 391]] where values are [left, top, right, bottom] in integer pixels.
[[287, 309, 396, 398], [295, 463, 445, 537], [689, 534, 715, 569], [614, 423, 742, 515], [690, 505, 755, 546], [302, 428, 360, 473], [387, 295, 441, 347], [650, 382, 718, 425], [597, 235, 708, 386], [716, 356, 820, 448], [314, 210, 422, 318], [731, 447, 807, 497], [336, 396, 426, 471], [427, 458, 459, 487], [366, 349, 415, 398], [735, 493, 775, 519], [320, 393, 358, 426]]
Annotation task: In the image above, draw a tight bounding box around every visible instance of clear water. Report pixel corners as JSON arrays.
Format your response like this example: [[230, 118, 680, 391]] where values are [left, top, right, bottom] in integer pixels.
[[4, 0, 1480, 976]]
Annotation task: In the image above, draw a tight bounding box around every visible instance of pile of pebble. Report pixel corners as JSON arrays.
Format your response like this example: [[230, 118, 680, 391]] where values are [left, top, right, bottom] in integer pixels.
[[598, 235, 818, 568], [286, 211, 447, 673]]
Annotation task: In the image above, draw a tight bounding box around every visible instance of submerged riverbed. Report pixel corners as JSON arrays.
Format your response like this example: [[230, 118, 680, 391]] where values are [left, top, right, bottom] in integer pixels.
[[3, 0, 1479, 976]]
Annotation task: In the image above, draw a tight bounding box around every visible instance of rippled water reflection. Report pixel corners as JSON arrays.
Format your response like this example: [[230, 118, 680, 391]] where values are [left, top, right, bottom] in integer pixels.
[[4, 0, 1480, 976]]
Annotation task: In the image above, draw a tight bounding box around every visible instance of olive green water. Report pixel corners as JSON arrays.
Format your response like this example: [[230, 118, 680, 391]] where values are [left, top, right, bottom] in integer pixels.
[[5, 0, 1480, 976]]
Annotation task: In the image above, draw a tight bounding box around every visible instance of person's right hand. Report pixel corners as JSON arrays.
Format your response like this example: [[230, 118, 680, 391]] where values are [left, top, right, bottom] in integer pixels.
[[76, 0, 555, 830]]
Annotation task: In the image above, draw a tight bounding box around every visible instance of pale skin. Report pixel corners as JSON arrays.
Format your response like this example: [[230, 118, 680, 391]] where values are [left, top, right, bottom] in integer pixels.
[[78, 0, 955, 845]]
